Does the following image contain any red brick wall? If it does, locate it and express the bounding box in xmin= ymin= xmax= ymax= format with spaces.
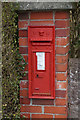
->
xmin=18 ymin=11 xmax=70 ymax=119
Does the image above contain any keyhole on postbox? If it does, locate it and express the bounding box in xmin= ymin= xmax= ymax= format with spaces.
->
xmin=37 ymin=74 xmax=39 ymax=78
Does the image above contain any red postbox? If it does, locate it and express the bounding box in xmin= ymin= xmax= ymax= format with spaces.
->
xmin=28 ymin=26 xmax=55 ymax=99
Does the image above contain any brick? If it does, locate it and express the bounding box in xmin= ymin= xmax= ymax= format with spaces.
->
xmin=24 ymin=64 xmax=28 ymax=71
xmin=21 ymin=106 xmax=42 ymax=113
xmin=30 ymin=11 xmax=53 ymax=19
xmin=56 ymin=37 xmax=69 ymax=46
xmin=56 ymin=82 xmax=66 ymax=89
xmin=56 ymin=63 xmax=67 ymax=72
xmin=55 ymin=28 xmax=70 ymax=37
xmin=22 ymin=55 xmax=28 ymax=63
xmin=32 ymin=99 xmax=54 ymax=105
xmin=44 ymin=106 xmax=67 ymax=114
xmin=19 ymin=38 xmax=28 ymax=46
xmin=18 ymin=21 xmax=28 ymax=29
xmin=19 ymin=47 xmax=28 ymax=54
xmin=56 ymin=45 xmax=69 ymax=54
xmin=20 ymin=80 xmax=28 ymax=88
xmin=20 ymin=97 xmax=30 ymax=104
xmin=55 ymin=115 xmax=67 ymax=119
xmin=56 ymin=54 xmax=68 ymax=63
xmin=18 ymin=13 xmax=29 ymax=20
xmin=55 ymin=98 xmax=66 ymax=106
xmin=32 ymin=114 xmax=53 ymax=118
xmin=55 ymin=20 xmax=69 ymax=28
xmin=56 ymin=72 xmax=67 ymax=81
xmin=55 ymin=90 xmax=66 ymax=97
xmin=20 ymin=89 xmax=28 ymax=97
xmin=20 ymin=113 xmax=30 ymax=119
xmin=30 ymin=21 xmax=54 ymax=25
xmin=55 ymin=11 xmax=69 ymax=19
xmin=19 ymin=30 xmax=28 ymax=37
xmin=22 ymin=73 xmax=28 ymax=80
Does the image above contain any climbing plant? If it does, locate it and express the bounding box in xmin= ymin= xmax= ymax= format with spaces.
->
xmin=70 ymin=2 xmax=80 ymax=58
xmin=2 ymin=2 xmax=26 ymax=119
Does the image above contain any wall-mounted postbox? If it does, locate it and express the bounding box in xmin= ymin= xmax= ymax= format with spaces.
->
xmin=28 ymin=26 xmax=55 ymax=99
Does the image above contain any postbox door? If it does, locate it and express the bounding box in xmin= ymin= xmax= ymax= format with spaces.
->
xmin=28 ymin=26 xmax=55 ymax=99
xmin=31 ymin=51 xmax=53 ymax=97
